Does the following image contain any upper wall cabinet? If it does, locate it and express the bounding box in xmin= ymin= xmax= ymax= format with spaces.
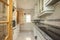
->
xmin=43 ymin=0 xmax=60 ymax=14
xmin=38 ymin=0 xmax=55 ymax=18
xmin=39 ymin=0 xmax=43 ymax=12
xmin=39 ymin=0 xmax=54 ymax=13
xmin=43 ymin=0 xmax=54 ymax=11
xmin=45 ymin=0 xmax=60 ymax=6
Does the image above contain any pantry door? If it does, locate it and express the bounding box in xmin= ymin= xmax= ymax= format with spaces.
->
xmin=0 ymin=0 xmax=13 ymax=40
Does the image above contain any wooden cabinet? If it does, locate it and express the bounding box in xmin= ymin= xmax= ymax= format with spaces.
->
xmin=0 ymin=0 xmax=13 ymax=40
xmin=19 ymin=9 xmax=24 ymax=25
xmin=17 ymin=11 xmax=19 ymax=24
xmin=0 ymin=0 xmax=9 ymax=6
xmin=0 ymin=1 xmax=8 ymax=40
xmin=0 ymin=23 xmax=7 ymax=40
xmin=0 ymin=2 xmax=8 ymax=21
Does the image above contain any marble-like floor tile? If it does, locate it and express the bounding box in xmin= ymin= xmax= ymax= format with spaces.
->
xmin=17 ymin=31 xmax=35 ymax=40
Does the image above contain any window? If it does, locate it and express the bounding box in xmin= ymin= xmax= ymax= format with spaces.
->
xmin=26 ymin=15 xmax=31 ymax=23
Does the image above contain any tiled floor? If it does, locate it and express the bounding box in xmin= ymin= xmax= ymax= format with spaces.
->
xmin=17 ymin=31 xmax=35 ymax=40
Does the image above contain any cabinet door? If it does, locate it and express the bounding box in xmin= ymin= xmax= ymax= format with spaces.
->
xmin=3 ymin=0 xmax=7 ymax=3
xmin=0 ymin=0 xmax=9 ymax=6
xmin=0 ymin=2 xmax=8 ymax=21
xmin=0 ymin=1 xmax=8 ymax=40
xmin=39 ymin=0 xmax=44 ymax=11
xmin=0 ymin=23 xmax=8 ymax=40
xmin=0 ymin=0 xmax=13 ymax=40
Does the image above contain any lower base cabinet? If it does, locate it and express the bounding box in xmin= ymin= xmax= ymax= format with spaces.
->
xmin=33 ymin=26 xmax=53 ymax=40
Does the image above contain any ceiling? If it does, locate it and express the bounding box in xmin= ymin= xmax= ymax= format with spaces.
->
xmin=17 ymin=0 xmax=37 ymax=9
